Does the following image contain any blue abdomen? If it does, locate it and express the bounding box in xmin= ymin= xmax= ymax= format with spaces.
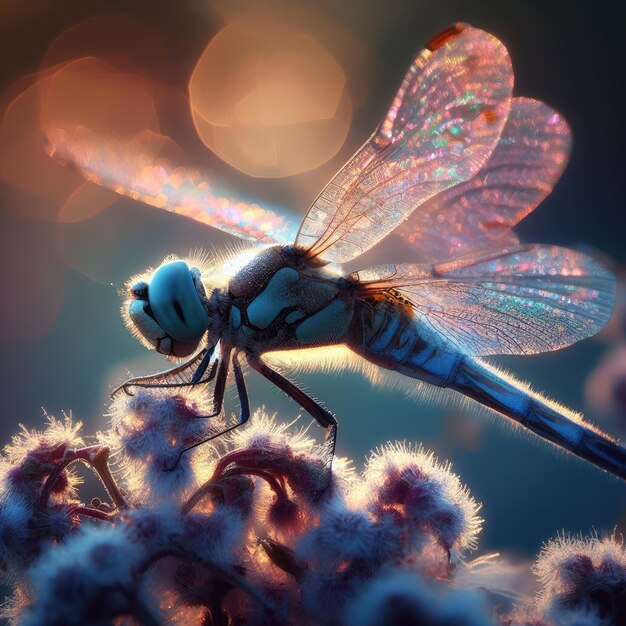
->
xmin=348 ymin=298 xmax=463 ymax=386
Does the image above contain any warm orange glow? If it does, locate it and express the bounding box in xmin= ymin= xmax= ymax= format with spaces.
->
xmin=0 ymin=69 xmax=86 ymax=221
xmin=189 ymin=18 xmax=352 ymax=178
xmin=0 ymin=56 xmax=160 ymax=223
xmin=58 ymin=181 xmax=119 ymax=223
xmin=39 ymin=57 xmax=160 ymax=140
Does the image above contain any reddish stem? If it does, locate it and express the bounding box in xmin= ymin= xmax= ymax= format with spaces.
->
xmin=210 ymin=448 xmax=276 ymax=482
xmin=38 ymin=445 xmax=127 ymax=511
xmin=183 ymin=465 xmax=288 ymax=515
xmin=72 ymin=504 xmax=116 ymax=523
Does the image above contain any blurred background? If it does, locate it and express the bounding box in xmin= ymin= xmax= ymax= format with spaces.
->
xmin=1 ymin=0 xmax=625 ymax=562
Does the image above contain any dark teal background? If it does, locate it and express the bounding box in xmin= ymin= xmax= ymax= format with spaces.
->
xmin=1 ymin=0 xmax=625 ymax=563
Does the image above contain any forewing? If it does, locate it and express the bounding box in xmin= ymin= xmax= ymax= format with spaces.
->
xmin=45 ymin=127 xmax=298 ymax=244
xmin=395 ymin=98 xmax=572 ymax=262
xmin=352 ymin=245 xmax=615 ymax=356
xmin=296 ymin=24 xmax=514 ymax=264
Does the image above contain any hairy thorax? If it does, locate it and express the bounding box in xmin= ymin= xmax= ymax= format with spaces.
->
xmin=223 ymin=246 xmax=355 ymax=353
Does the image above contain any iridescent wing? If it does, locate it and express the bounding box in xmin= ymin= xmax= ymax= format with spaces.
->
xmin=351 ymin=245 xmax=615 ymax=356
xmin=45 ymin=127 xmax=297 ymax=244
xmin=394 ymin=98 xmax=572 ymax=262
xmin=295 ymin=24 xmax=514 ymax=264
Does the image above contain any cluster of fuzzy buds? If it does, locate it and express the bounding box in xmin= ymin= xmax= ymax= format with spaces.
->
xmin=504 ymin=534 xmax=626 ymax=626
xmin=3 ymin=386 xmax=621 ymax=626
xmin=0 ymin=387 xmax=503 ymax=625
xmin=0 ymin=415 xmax=120 ymax=578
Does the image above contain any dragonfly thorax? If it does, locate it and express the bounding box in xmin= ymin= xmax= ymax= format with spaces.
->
xmin=223 ymin=245 xmax=354 ymax=352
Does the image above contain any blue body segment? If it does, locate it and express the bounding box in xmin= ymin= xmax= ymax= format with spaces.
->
xmin=247 ymin=268 xmax=300 ymax=329
xmin=295 ymin=299 xmax=352 ymax=343
xmin=247 ymin=268 xmax=338 ymax=330
xmin=348 ymin=294 xmax=626 ymax=481
xmin=451 ymin=358 xmax=626 ymax=480
xmin=349 ymin=297 xmax=463 ymax=385
xmin=230 ymin=305 xmax=242 ymax=330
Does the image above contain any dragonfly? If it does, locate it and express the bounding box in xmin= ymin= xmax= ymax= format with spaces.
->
xmin=46 ymin=23 xmax=625 ymax=487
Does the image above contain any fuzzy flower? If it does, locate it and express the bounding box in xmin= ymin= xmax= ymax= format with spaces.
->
xmin=0 ymin=496 xmax=32 ymax=580
xmin=299 ymin=565 xmax=365 ymax=623
xmin=0 ymin=584 xmax=31 ymax=626
xmin=502 ymin=609 xmax=602 ymax=626
xmin=294 ymin=504 xmax=397 ymax=621
xmin=3 ymin=392 xmax=593 ymax=626
xmin=20 ymin=525 xmax=158 ymax=626
xmin=181 ymin=506 xmax=246 ymax=567
xmin=297 ymin=500 xmax=399 ymax=570
xmin=0 ymin=416 xmax=90 ymax=581
xmin=120 ymin=505 xmax=185 ymax=552
xmin=361 ymin=442 xmax=482 ymax=554
xmin=103 ymin=388 xmax=218 ymax=503
xmin=0 ymin=414 xmax=83 ymax=503
xmin=532 ymin=533 xmax=626 ymax=624
xmin=344 ymin=569 xmax=493 ymax=626
xmin=225 ymin=410 xmax=353 ymax=505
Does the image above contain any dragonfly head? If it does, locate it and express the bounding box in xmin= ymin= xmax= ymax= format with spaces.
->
xmin=124 ymin=259 xmax=215 ymax=358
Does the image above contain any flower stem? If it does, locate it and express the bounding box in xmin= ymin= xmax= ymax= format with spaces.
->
xmin=183 ymin=466 xmax=287 ymax=515
xmin=72 ymin=504 xmax=116 ymax=523
xmin=38 ymin=445 xmax=127 ymax=511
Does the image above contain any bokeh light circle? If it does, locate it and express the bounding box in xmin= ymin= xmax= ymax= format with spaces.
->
xmin=189 ymin=18 xmax=352 ymax=178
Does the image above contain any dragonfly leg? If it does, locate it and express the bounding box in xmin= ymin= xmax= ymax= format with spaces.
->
xmin=163 ymin=351 xmax=250 ymax=472
xmin=187 ymin=347 xmax=232 ymax=419
xmin=247 ymin=355 xmax=337 ymax=494
xmin=111 ymin=347 xmax=216 ymax=398
xmin=191 ymin=347 xmax=217 ymax=384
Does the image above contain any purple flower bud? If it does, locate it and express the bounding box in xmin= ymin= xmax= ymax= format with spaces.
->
xmin=182 ymin=506 xmax=245 ymax=567
xmin=21 ymin=525 xmax=156 ymax=626
xmin=363 ymin=443 xmax=482 ymax=554
xmin=104 ymin=389 xmax=219 ymax=504
xmin=344 ymin=570 xmax=492 ymax=626
xmin=43 ymin=504 xmax=81 ymax=542
xmin=267 ymin=497 xmax=300 ymax=532
xmin=534 ymin=534 xmax=626 ymax=624
xmin=221 ymin=410 xmax=352 ymax=507
xmin=297 ymin=502 xmax=398 ymax=569
xmin=1 ymin=416 xmax=84 ymax=503
xmin=0 ymin=497 xmax=32 ymax=581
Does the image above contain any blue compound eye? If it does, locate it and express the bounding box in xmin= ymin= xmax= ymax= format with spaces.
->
xmin=148 ymin=260 xmax=208 ymax=342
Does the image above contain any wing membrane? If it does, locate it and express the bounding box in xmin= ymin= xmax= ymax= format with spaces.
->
xmin=352 ymin=245 xmax=615 ymax=356
xmin=45 ymin=127 xmax=297 ymax=244
xmin=395 ymin=98 xmax=572 ymax=262
xmin=296 ymin=24 xmax=514 ymax=264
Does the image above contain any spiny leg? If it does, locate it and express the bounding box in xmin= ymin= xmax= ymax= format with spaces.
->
xmin=191 ymin=346 xmax=217 ymax=384
xmin=247 ymin=355 xmax=337 ymax=494
xmin=168 ymin=346 xmax=231 ymax=420
xmin=111 ymin=346 xmax=217 ymax=398
xmin=164 ymin=351 xmax=250 ymax=472
xmin=117 ymin=360 xmax=220 ymax=396
xmin=201 ymin=347 xmax=232 ymax=418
